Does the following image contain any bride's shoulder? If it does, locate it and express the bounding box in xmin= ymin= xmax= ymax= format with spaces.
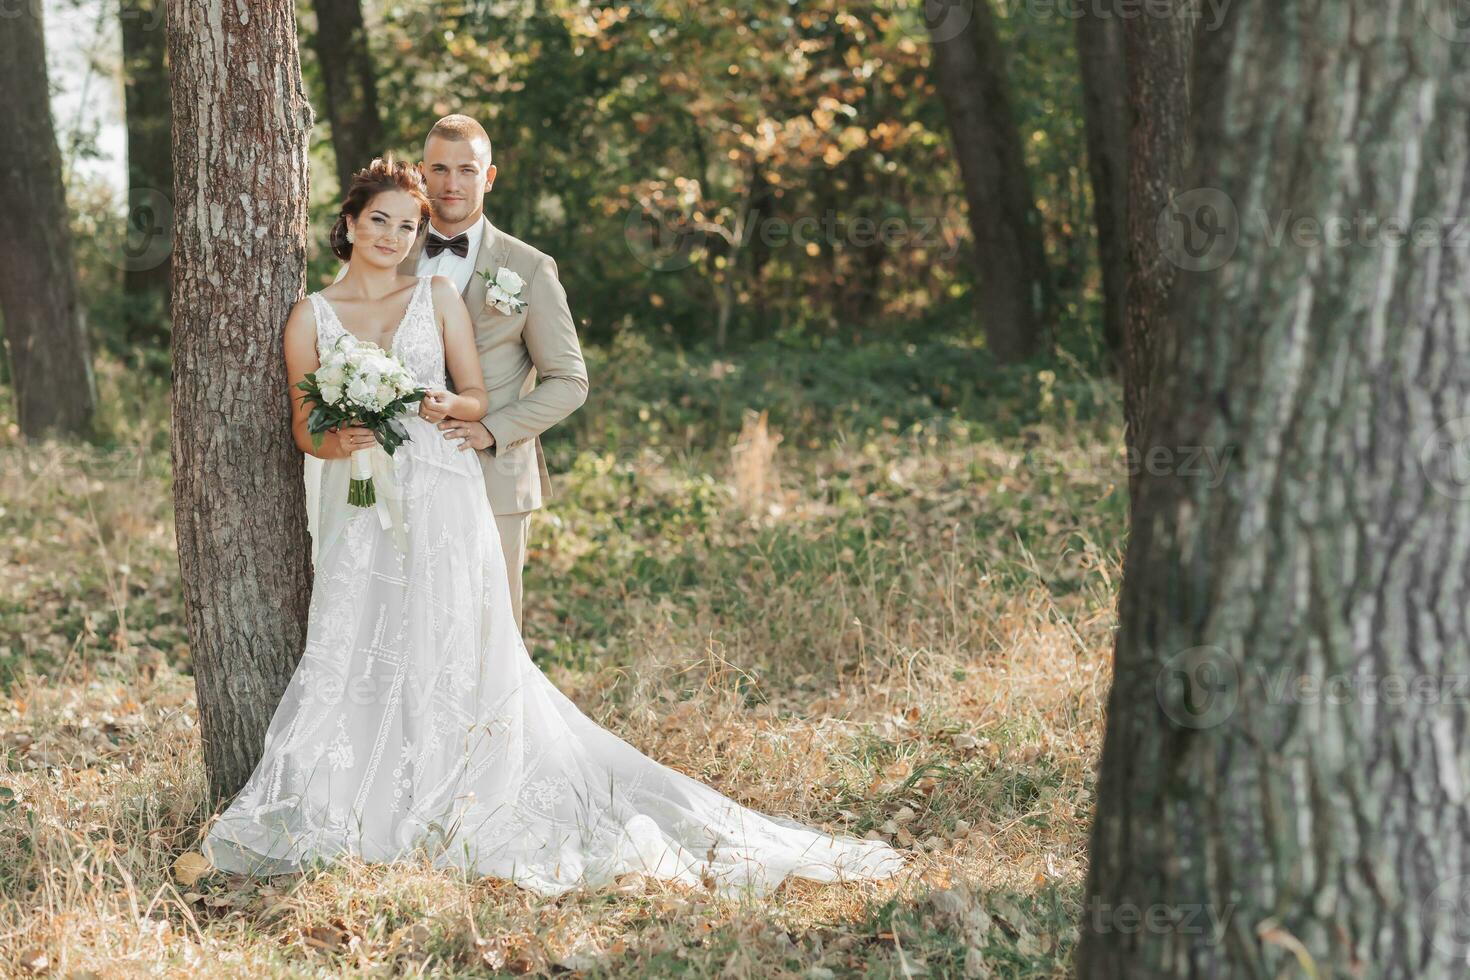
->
xmin=284 ymin=294 xmax=320 ymax=334
xmin=282 ymin=296 xmax=322 ymax=359
xmin=425 ymin=274 xmax=461 ymax=307
xmin=288 ymin=292 xmax=318 ymax=317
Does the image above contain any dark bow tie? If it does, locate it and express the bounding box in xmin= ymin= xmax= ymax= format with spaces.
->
xmin=425 ymin=231 xmax=469 ymax=258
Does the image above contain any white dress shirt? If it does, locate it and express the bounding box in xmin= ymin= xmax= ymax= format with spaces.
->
xmin=416 ymin=218 xmax=487 ymax=295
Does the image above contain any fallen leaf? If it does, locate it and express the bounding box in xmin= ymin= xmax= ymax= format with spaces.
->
xmin=17 ymin=948 xmax=48 ymax=975
xmin=172 ymin=852 xmax=212 ymax=886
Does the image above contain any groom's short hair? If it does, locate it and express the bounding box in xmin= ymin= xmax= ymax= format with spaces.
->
xmin=425 ymin=115 xmax=493 ymax=165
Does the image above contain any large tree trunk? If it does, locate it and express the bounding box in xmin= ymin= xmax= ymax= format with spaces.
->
xmin=0 ymin=4 xmax=98 ymax=438
xmin=310 ymin=0 xmax=384 ymax=193
xmin=927 ymin=0 xmax=1051 ymax=363
xmin=1119 ymin=0 xmax=1196 ymax=501
xmin=1074 ymin=0 xmax=1128 ymax=370
xmin=1078 ymin=2 xmax=1470 ymax=976
xmin=168 ymin=0 xmax=316 ymax=806
xmin=119 ymin=0 xmax=175 ymax=351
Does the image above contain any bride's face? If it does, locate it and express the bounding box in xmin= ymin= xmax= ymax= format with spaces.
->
xmin=346 ymin=190 xmax=422 ymax=268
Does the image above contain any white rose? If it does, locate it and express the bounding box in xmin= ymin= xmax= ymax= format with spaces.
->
xmin=494 ymin=267 xmax=524 ymax=293
xmin=375 ymin=382 xmax=395 ymax=406
xmin=317 ymin=362 xmax=344 ymax=386
xmin=371 ymin=353 xmax=397 ymax=375
xmin=320 ymin=382 xmax=343 ymax=405
xmin=346 ymin=376 xmax=374 ymax=406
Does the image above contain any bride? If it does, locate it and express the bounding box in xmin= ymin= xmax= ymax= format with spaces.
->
xmin=201 ymin=157 xmax=908 ymax=897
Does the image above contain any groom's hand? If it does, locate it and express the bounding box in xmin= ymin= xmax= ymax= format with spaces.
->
xmin=438 ymin=419 xmax=495 ymax=453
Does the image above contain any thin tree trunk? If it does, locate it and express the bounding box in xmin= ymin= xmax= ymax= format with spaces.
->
xmin=927 ymin=0 xmax=1051 ymax=363
xmin=119 ymin=0 xmax=174 ymax=349
xmin=0 ymin=4 xmax=98 ymax=438
xmin=1079 ymin=2 xmax=1470 ymax=976
xmin=168 ymin=0 xmax=316 ymax=806
xmin=1119 ymin=0 xmax=1196 ymax=501
xmin=310 ymin=0 xmax=384 ymax=193
xmin=1075 ymin=0 xmax=1128 ymax=370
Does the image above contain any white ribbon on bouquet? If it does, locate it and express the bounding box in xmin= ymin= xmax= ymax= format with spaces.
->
xmin=352 ymin=445 xmax=409 ymax=556
xmin=304 ymin=446 xmax=408 ymax=569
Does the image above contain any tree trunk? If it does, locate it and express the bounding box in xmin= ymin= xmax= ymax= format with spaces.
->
xmin=1078 ymin=2 xmax=1470 ymax=976
xmin=927 ymin=0 xmax=1051 ymax=363
xmin=168 ymin=0 xmax=316 ymax=806
xmin=119 ymin=0 xmax=175 ymax=351
xmin=310 ymin=0 xmax=384 ymax=193
xmin=1119 ymin=0 xmax=1196 ymax=501
xmin=0 ymin=4 xmax=98 ymax=438
xmin=1075 ymin=0 xmax=1128 ymax=370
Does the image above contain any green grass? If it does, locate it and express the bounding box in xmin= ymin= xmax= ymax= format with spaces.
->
xmin=0 ymin=330 xmax=1124 ymax=977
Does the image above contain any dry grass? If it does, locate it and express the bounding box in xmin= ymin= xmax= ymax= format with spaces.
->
xmin=0 ymin=355 xmax=1124 ymax=977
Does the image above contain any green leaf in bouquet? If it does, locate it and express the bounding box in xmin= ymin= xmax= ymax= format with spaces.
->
xmin=308 ymin=405 xmax=330 ymax=433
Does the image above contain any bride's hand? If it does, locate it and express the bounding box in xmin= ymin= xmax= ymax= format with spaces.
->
xmin=333 ymin=425 xmax=376 ymax=457
xmin=418 ymin=389 xmax=454 ymax=423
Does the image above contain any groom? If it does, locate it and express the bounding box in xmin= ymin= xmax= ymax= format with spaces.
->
xmin=341 ymin=114 xmax=588 ymax=633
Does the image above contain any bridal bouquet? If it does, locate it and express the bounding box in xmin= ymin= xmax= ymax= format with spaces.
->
xmin=295 ymin=335 xmax=427 ymax=507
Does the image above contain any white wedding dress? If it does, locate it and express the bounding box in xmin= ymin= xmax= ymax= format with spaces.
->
xmin=201 ymin=274 xmax=908 ymax=897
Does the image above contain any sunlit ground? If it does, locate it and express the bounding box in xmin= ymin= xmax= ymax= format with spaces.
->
xmin=0 ymin=337 xmax=1124 ymax=977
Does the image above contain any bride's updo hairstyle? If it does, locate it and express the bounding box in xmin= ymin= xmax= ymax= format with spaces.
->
xmin=329 ymin=154 xmax=431 ymax=261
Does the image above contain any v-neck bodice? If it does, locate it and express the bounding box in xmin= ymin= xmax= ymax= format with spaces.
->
xmin=309 ymin=276 xmax=445 ymax=388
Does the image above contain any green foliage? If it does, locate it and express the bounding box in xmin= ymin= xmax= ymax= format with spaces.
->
xmin=555 ymin=325 xmax=1119 ymax=464
xmin=54 ymin=0 xmax=1113 ymax=387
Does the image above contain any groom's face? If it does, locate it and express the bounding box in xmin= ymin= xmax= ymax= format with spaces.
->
xmin=420 ymin=135 xmax=496 ymax=227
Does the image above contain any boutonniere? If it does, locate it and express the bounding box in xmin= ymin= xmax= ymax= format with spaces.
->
xmin=479 ymin=266 xmax=528 ymax=314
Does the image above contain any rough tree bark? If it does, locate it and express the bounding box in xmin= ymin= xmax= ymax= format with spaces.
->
xmin=927 ymin=0 xmax=1051 ymax=363
xmin=310 ymin=0 xmax=384 ymax=193
xmin=1079 ymin=2 xmax=1470 ymax=976
xmin=1074 ymin=0 xmax=1128 ymax=370
xmin=0 ymin=3 xmax=98 ymax=438
xmin=168 ymin=0 xmax=316 ymax=806
xmin=1119 ymin=0 xmax=1196 ymax=502
xmin=119 ymin=0 xmax=175 ymax=349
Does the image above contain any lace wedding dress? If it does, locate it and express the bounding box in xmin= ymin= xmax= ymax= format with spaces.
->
xmin=202 ymin=275 xmax=908 ymax=897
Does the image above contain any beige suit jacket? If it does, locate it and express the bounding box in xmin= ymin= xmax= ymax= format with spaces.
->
xmin=339 ymin=216 xmax=587 ymax=514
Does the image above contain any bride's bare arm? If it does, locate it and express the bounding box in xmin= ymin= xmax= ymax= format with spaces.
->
xmin=429 ymin=276 xmax=489 ymax=421
xmin=283 ymin=300 xmax=367 ymax=460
